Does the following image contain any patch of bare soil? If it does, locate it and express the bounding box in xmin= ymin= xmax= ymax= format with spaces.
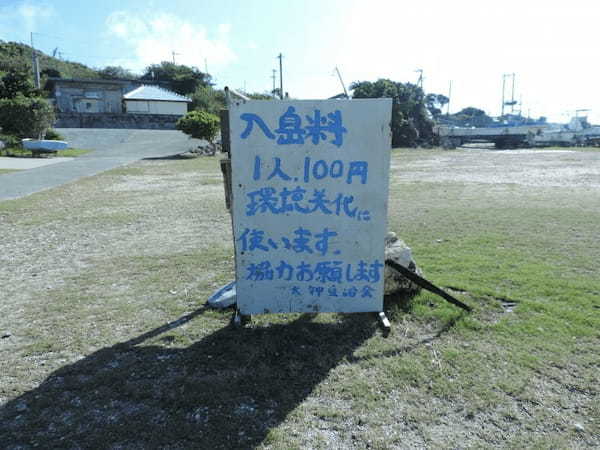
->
xmin=393 ymin=148 xmax=600 ymax=188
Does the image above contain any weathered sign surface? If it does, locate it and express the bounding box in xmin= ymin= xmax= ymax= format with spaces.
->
xmin=230 ymin=99 xmax=392 ymax=314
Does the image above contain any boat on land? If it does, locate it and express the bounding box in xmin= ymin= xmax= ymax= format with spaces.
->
xmin=435 ymin=117 xmax=600 ymax=149
xmin=22 ymin=139 xmax=68 ymax=152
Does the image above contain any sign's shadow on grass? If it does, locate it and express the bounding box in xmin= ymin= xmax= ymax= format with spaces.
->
xmin=1 ymin=305 xmax=452 ymax=448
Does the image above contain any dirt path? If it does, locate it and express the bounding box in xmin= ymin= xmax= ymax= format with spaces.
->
xmin=0 ymin=129 xmax=203 ymax=200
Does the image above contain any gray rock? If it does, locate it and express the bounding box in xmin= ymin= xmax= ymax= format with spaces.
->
xmin=384 ymin=232 xmax=422 ymax=296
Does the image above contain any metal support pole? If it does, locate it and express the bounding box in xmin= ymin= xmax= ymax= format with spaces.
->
xmin=501 ymin=75 xmax=506 ymax=117
xmin=511 ymin=73 xmax=516 ymax=114
xmin=335 ymin=66 xmax=348 ymax=98
xmin=447 ymin=80 xmax=452 ymax=115
xmin=385 ymin=259 xmax=472 ymax=312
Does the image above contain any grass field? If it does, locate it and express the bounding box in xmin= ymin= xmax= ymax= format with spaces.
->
xmin=0 ymin=169 xmax=20 ymax=175
xmin=0 ymin=148 xmax=598 ymax=448
xmin=0 ymin=147 xmax=91 ymax=158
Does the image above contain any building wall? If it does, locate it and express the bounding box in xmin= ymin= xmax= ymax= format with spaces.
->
xmin=54 ymin=82 xmax=126 ymax=113
xmin=124 ymin=100 xmax=187 ymax=115
xmin=54 ymin=112 xmax=181 ymax=130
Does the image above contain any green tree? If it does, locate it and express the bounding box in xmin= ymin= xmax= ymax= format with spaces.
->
xmin=176 ymin=110 xmax=220 ymax=143
xmin=425 ymin=93 xmax=449 ymax=118
xmin=351 ymin=79 xmax=434 ymax=147
xmin=98 ymin=65 xmax=137 ymax=80
xmin=40 ymin=68 xmax=61 ymax=79
xmin=190 ymin=86 xmax=226 ymax=115
xmin=450 ymin=107 xmax=493 ymax=128
xmin=141 ymin=62 xmax=210 ymax=96
xmin=248 ymin=92 xmax=273 ymax=100
xmin=0 ymin=94 xmax=55 ymax=138
xmin=1 ymin=41 xmax=100 ymax=81
xmin=0 ymin=41 xmax=28 ymax=73
xmin=0 ymin=67 xmax=35 ymax=99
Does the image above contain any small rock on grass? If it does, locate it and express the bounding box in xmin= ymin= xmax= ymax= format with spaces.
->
xmin=384 ymin=232 xmax=422 ymax=296
xmin=1 ymin=332 xmax=11 ymax=339
xmin=574 ymin=422 xmax=585 ymax=432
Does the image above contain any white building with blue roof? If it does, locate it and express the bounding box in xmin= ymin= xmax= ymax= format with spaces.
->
xmin=123 ymin=85 xmax=191 ymax=115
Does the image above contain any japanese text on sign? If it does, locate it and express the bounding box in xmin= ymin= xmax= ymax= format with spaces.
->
xmin=231 ymin=99 xmax=392 ymax=314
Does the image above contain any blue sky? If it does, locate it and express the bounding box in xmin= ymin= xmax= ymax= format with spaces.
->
xmin=1 ymin=0 xmax=600 ymax=123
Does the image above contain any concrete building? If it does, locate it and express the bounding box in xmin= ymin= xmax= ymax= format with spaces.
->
xmin=48 ymin=79 xmax=189 ymax=115
xmin=123 ymin=85 xmax=191 ymax=115
xmin=49 ymin=78 xmax=139 ymax=113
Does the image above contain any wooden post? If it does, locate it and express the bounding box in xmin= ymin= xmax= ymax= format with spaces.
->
xmin=219 ymin=108 xmax=232 ymax=211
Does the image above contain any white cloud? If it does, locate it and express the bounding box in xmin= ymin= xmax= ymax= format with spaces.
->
xmin=18 ymin=2 xmax=54 ymax=30
xmin=105 ymin=11 xmax=236 ymax=73
xmin=288 ymin=0 xmax=600 ymax=122
xmin=218 ymin=23 xmax=231 ymax=34
xmin=0 ymin=1 xmax=55 ymax=34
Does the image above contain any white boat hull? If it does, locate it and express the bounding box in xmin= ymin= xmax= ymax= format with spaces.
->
xmin=22 ymin=139 xmax=68 ymax=151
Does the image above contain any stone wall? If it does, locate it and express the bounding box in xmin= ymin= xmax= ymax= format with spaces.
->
xmin=55 ymin=112 xmax=180 ymax=130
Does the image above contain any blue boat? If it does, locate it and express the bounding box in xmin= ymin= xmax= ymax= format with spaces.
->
xmin=22 ymin=139 xmax=68 ymax=151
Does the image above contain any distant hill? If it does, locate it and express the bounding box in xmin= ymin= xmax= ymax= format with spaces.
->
xmin=0 ymin=40 xmax=101 ymax=86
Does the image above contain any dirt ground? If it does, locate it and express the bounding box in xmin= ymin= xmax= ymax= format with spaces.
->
xmin=395 ymin=148 xmax=600 ymax=188
xmin=0 ymin=148 xmax=598 ymax=448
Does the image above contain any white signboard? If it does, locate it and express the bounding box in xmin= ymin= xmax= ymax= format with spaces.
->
xmin=230 ymin=99 xmax=392 ymax=314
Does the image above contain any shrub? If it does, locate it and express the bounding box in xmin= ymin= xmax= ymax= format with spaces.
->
xmin=0 ymin=133 xmax=21 ymax=147
xmin=44 ymin=128 xmax=64 ymax=140
xmin=0 ymin=94 xmax=55 ymax=139
xmin=190 ymin=86 xmax=226 ymax=115
xmin=0 ymin=68 xmax=35 ymax=99
xmin=176 ymin=110 xmax=220 ymax=143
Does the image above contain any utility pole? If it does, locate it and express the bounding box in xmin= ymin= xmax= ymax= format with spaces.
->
xmin=30 ymin=32 xmax=40 ymax=89
xmin=447 ymin=80 xmax=452 ymax=115
xmin=334 ymin=66 xmax=348 ymax=98
xmin=171 ymin=51 xmax=180 ymax=64
xmin=277 ymin=53 xmax=283 ymax=100
xmin=271 ymin=69 xmax=277 ymax=98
